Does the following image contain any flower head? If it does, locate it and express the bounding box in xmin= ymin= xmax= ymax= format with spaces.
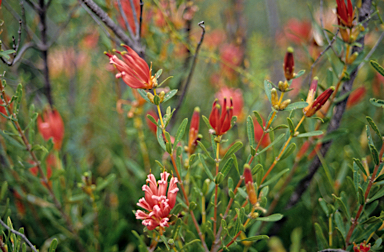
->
xmin=136 ymin=172 xmax=179 ymax=231
xmin=37 ymin=108 xmax=64 ymax=150
xmin=303 ymin=86 xmax=335 ymax=117
xmin=336 ymin=0 xmax=354 ymax=28
xmin=187 ymin=107 xmax=201 ymax=154
xmin=106 ymin=45 xmax=157 ymax=89
xmin=244 ymin=165 xmax=257 ymax=205
xmin=353 ymin=241 xmax=371 ymax=252
xmin=209 ymin=98 xmax=233 ymax=136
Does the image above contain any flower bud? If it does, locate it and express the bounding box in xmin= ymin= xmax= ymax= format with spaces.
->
xmin=283 ymin=47 xmax=295 ymax=80
xmin=202 ymin=178 xmax=210 ymax=195
xmin=147 ymin=92 xmax=154 ymax=103
xmin=347 ymin=52 xmax=359 ymax=64
xmin=278 ymin=81 xmax=284 ymax=91
xmin=304 ymin=86 xmax=335 ymax=117
xmin=271 ymin=88 xmax=279 ymax=106
xmin=279 ymin=99 xmax=291 ymax=110
xmin=159 ymin=91 xmax=165 ymax=103
xmin=244 ymin=165 xmax=257 ymax=205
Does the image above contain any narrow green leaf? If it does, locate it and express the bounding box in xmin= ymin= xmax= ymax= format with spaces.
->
xmin=314 ymin=223 xmax=328 ymax=250
xmin=332 ymin=194 xmax=350 ymax=219
xmin=270 ymin=124 xmax=288 ymax=131
xmin=253 ymin=111 xmax=263 ymax=128
xmin=147 ymin=114 xmax=160 ymax=127
xmin=156 ymin=125 xmax=166 ymax=151
xmin=232 ymin=154 xmax=239 ymax=175
xmin=162 ymin=89 xmax=178 ymax=103
xmin=155 ymin=69 xmax=163 ymax=78
xmin=247 ymin=116 xmax=255 ymax=148
xmin=284 ymin=101 xmax=308 ymax=111
xmin=358 ymin=186 xmax=365 ymax=205
xmin=297 ymin=130 xmax=323 ymax=138
xmin=199 ymin=154 xmax=214 ymax=181
xmin=173 ymin=118 xmax=188 ymax=149
xmin=252 ymin=164 xmax=263 ymax=175
xmin=353 ymin=159 xmax=367 ymax=177
xmin=318 ymin=198 xmax=329 ymax=217
xmin=368 ymin=186 xmax=384 ymax=203
xmin=221 ymin=158 xmax=234 ymax=179
xmin=370 ymin=98 xmax=384 ymax=108
xmin=279 ymin=143 xmax=296 ymax=161
xmin=287 ymin=118 xmax=295 ymax=136
xmin=326 ymin=69 xmax=334 ymax=86
xmin=197 ymin=141 xmax=214 ymax=161
xmin=256 ymin=214 xmax=283 ymax=222
xmin=157 ymin=76 xmax=173 ymax=87
xmin=366 ymin=116 xmax=382 ymax=139
xmin=48 ymin=238 xmax=58 ymax=252
xmin=222 ymin=141 xmax=243 ymax=161
xmin=202 ymin=115 xmax=211 ymax=129
xmin=369 ymin=144 xmax=380 ymax=165
xmin=260 ymin=168 xmax=289 ymax=188
xmin=257 ymin=133 xmax=285 ymax=155
xmin=160 ymin=235 xmax=170 ymax=250
xmin=0 ymin=131 xmax=25 ymax=150
xmin=370 ymin=60 xmax=384 ymax=77
xmin=137 ymin=89 xmax=151 ymax=103
xmin=264 ymin=80 xmax=273 ymax=102
xmin=239 ymin=235 xmax=269 ymax=242
xmin=353 ymin=222 xmax=382 ymax=243
xmin=293 ymin=70 xmax=305 ymax=79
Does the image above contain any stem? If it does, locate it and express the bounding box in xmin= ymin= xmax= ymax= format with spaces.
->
xmin=0 ymin=219 xmax=38 ymax=252
xmin=213 ymin=142 xmax=220 ymax=237
xmin=260 ymin=116 xmax=305 ymax=185
xmin=345 ymin=141 xmax=384 ymax=246
xmin=329 ymin=214 xmax=333 ymax=247
xmin=153 ymin=90 xmax=209 ymax=252
xmin=202 ymin=195 xmax=206 ymax=240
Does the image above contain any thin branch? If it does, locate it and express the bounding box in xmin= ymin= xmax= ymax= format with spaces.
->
xmin=117 ymin=0 xmax=136 ymax=39
xmin=79 ymin=0 xmax=139 ymax=52
xmin=320 ymin=0 xmax=338 ymax=56
xmin=24 ymin=0 xmax=41 ymax=12
xmin=129 ymin=0 xmax=140 ymax=38
xmin=139 ymin=0 xmax=143 ymax=38
xmin=0 ymin=218 xmax=38 ymax=252
xmin=45 ymin=0 xmax=53 ymax=10
xmin=358 ymin=30 xmax=384 ymax=70
xmin=0 ymin=20 xmax=22 ymax=66
xmin=172 ymin=21 xmax=205 ymax=121
xmin=80 ymin=1 xmax=121 ymax=46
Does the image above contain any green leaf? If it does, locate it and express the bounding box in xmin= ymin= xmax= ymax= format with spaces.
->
xmin=221 ymin=158 xmax=234 ymax=179
xmin=222 ymin=141 xmax=243 ymax=161
xmin=156 ymin=125 xmax=166 ymax=151
xmin=162 ymin=89 xmax=178 ymax=103
xmin=320 ymin=128 xmax=349 ymax=142
xmin=181 ymin=239 xmax=200 ymax=251
xmin=146 ymin=114 xmax=160 ymax=127
xmin=197 ymin=141 xmax=214 ymax=161
xmin=332 ymin=194 xmax=350 ymax=219
xmin=297 ymin=130 xmax=323 ymax=138
xmin=287 ymin=118 xmax=295 ymax=136
xmin=239 ymin=235 xmax=269 ymax=242
xmin=199 ymin=154 xmax=214 ymax=181
xmin=0 ymin=181 xmax=7 ymax=201
xmin=247 ymin=116 xmax=255 ymax=148
xmin=155 ymin=69 xmax=163 ymax=79
xmin=202 ymin=115 xmax=211 ymax=129
xmin=318 ymin=198 xmax=329 ymax=217
xmin=232 ymin=154 xmax=239 ymax=175
xmin=279 ymin=143 xmax=296 ymax=161
xmin=369 ymin=144 xmax=380 ymax=165
xmin=256 ymin=214 xmax=283 ymax=222
xmin=366 ymin=116 xmax=382 ymax=140
xmin=253 ymin=111 xmax=263 ymax=128
xmin=160 ymin=235 xmax=170 ymax=250
xmin=370 ymin=98 xmax=384 ymax=108
xmin=358 ymin=186 xmax=365 ymax=205
xmin=48 ymin=238 xmax=58 ymax=252
xmin=96 ymin=174 xmax=116 ymax=192
xmin=353 ymin=159 xmax=367 ymax=177
xmin=137 ymin=89 xmax=151 ymax=103
xmin=353 ymin=221 xmax=382 ymax=243
xmin=368 ymin=186 xmax=384 ymax=203
xmin=284 ymin=101 xmax=308 ymax=111
xmin=264 ymin=80 xmax=273 ymax=102
xmin=370 ymin=60 xmax=384 ymax=77
xmin=252 ymin=164 xmax=263 ymax=175
xmin=314 ymin=223 xmax=328 ymax=251
xmin=326 ymin=69 xmax=334 ymax=86
xmin=157 ymin=76 xmax=173 ymax=87
xmin=293 ymin=70 xmax=305 ymax=79
xmin=257 ymin=134 xmax=285 ymax=155
xmin=132 ymin=230 xmax=148 ymax=252
xmin=260 ymin=168 xmax=289 ymax=188
xmin=270 ymin=124 xmax=289 ymax=131
xmin=173 ymin=118 xmax=188 ymax=149
xmin=334 ymin=211 xmax=345 ymax=238
xmin=0 ymin=131 xmax=25 ymax=150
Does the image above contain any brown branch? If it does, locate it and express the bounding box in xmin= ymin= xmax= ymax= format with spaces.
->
xmin=0 ymin=219 xmax=38 ymax=252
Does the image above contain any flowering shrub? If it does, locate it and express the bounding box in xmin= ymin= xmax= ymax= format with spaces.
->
xmin=0 ymin=0 xmax=384 ymax=252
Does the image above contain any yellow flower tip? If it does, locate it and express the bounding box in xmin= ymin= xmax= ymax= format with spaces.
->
xmin=330 ymin=86 xmax=335 ymax=91
xmin=313 ymin=76 xmax=319 ymax=81
xmin=103 ymin=51 xmax=108 ymax=55
xmin=215 ymin=104 xmax=221 ymax=109
xmin=112 ymin=49 xmax=117 ymax=52
xmin=120 ymin=43 xmax=125 ymax=47
xmin=194 ymin=107 xmax=200 ymax=112
xmin=287 ymin=47 xmax=294 ymax=53
xmin=243 ymin=163 xmax=251 ymax=169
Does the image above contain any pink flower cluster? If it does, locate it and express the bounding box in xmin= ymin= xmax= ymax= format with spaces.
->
xmin=135 ymin=172 xmax=179 ymax=230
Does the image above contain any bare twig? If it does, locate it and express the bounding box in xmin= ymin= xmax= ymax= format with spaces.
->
xmin=117 ymin=0 xmax=136 ymax=39
xmin=357 ymin=30 xmax=384 ymax=70
xmin=139 ymin=0 xmax=143 ymax=38
xmin=129 ymin=0 xmax=140 ymax=38
xmin=0 ymin=218 xmax=38 ymax=252
xmin=172 ymin=21 xmax=205 ymax=121
xmin=24 ymin=0 xmax=41 ymax=12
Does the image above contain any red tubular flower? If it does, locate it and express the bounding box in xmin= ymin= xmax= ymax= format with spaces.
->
xmin=106 ymin=45 xmax=157 ymax=89
xmin=336 ymin=0 xmax=354 ymax=28
xmin=215 ymin=87 xmax=244 ymax=119
xmin=188 ymin=107 xmax=200 ymax=154
xmin=37 ymin=108 xmax=64 ymax=150
xmin=209 ymin=98 xmax=233 ymax=136
xmin=353 ymin=241 xmax=371 ymax=252
xmin=346 ymin=86 xmax=366 ymax=109
xmin=283 ymin=47 xmax=295 ymax=80
xmin=244 ymin=166 xmax=257 ymax=205
xmin=303 ymin=87 xmax=335 ymax=117
xmin=136 ymin=172 xmax=179 ymax=231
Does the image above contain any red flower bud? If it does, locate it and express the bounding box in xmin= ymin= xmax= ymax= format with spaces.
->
xmin=303 ymin=87 xmax=335 ymax=117
xmin=346 ymin=86 xmax=366 ymax=109
xmin=283 ymin=47 xmax=295 ymax=80
xmin=336 ymin=0 xmax=354 ymax=28
xmin=209 ymin=98 xmax=233 ymax=136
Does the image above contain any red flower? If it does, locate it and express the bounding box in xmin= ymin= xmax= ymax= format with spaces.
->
xmin=283 ymin=47 xmax=295 ymax=80
xmin=215 ymin=87 xmax=244 ymax=119
xmin=106 ymin=45 xmax=157 ymax=89
xmin=220 ymin=44 xmax=244 ymax=80
xmin=253 ymin=116 xmax=270 ymax=148
xmin=336 ymin=0 xmax=354 ymax=28
xmin=209 ymin=98 xmax=233 ymax=136
xmin=136 ymin=172 xmax=179 ymax=231
xmin=187 ymin=107 xmax=200 ymax=154
xmin=303 ymin=87 xmax=335 ymax=117
xmin=347 ymin=86 xmax=366 ymax=109
xmin=244 ymin=166 xmax=257 ymax=205
xmin=37 ymin=109 xmax=64 ymax=150
xmin=353 ymin=241 xmax=371 ymax=252
xmin=0 ymin=94 xmax=12 ymax=121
